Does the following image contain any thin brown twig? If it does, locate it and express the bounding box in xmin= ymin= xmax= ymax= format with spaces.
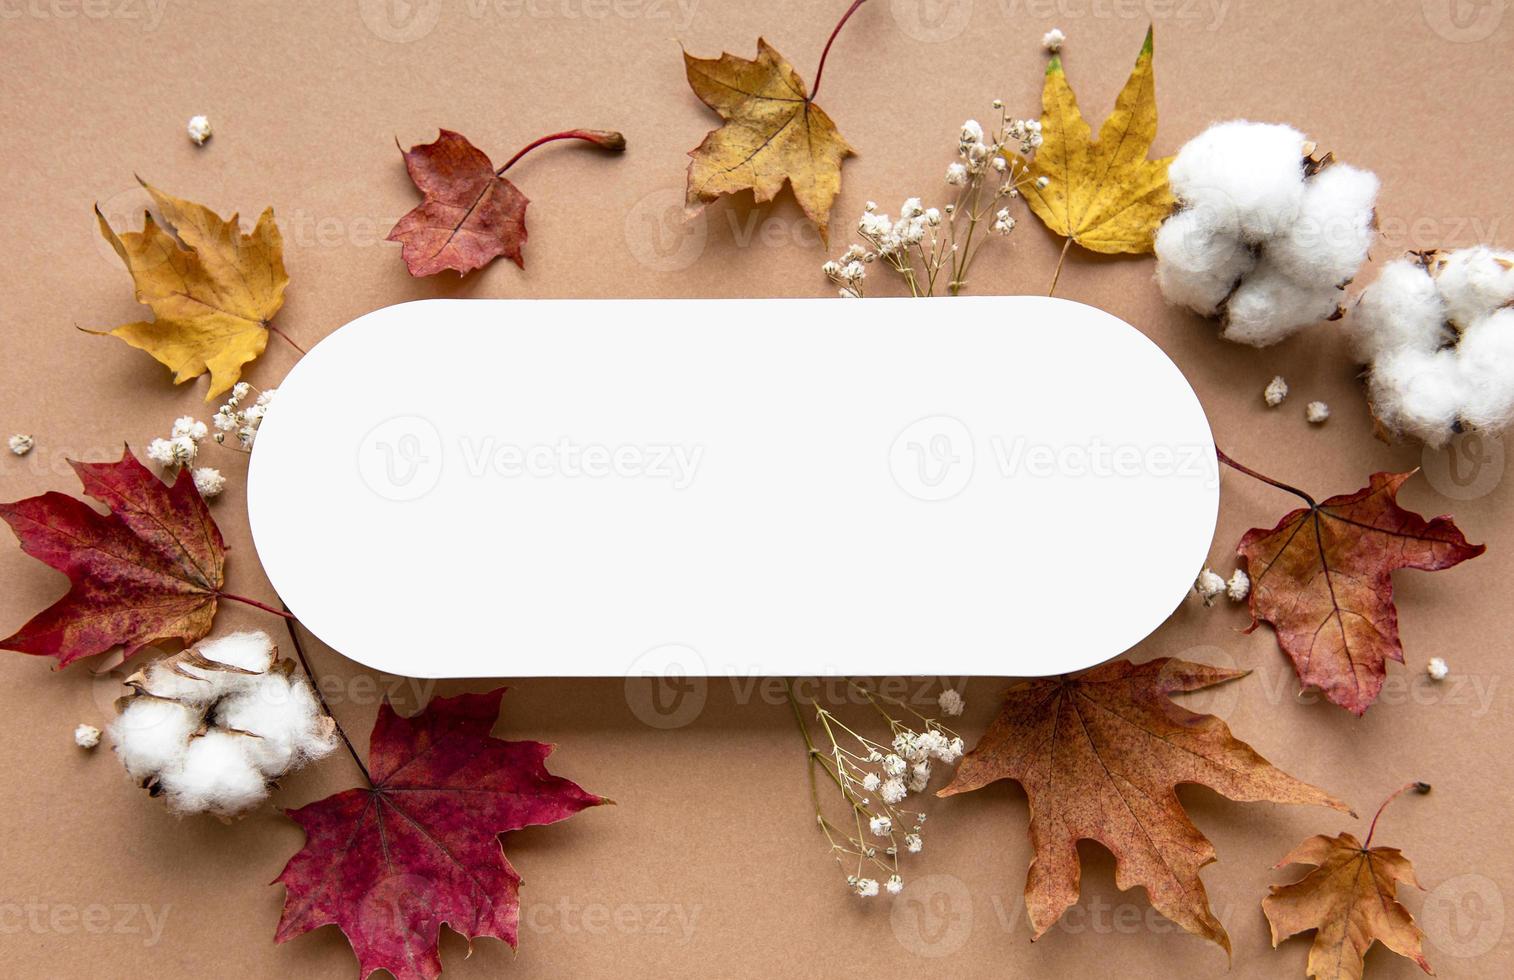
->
xmin=283 ymin=610 xmax=372 ymax=787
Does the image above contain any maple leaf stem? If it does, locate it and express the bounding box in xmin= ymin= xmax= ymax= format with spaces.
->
xmin=810 ymin=0 xmax=869 ymax=102
xmin=1365 ymin=781 xmax=1431 ymax=848
xmin=283 ymin=612 xmax=373 ymax=787
xmin=1047 ymin=236 xmax=1074 ymax=296
xmin=267 ymin=324 xmax=307 ymax=355
xmin=495 ymin=129 xmax=627 ymax=175
xmin=1215 ymin=446 xmax=1317 ymax=508
xmin=218 ymin=591 xmax=297 ymax=619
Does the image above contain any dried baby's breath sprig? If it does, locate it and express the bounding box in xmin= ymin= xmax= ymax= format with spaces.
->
xmin=822 ymin=102 xmax=1041 ymax=298
xmin=787 ymin=679 xmax=964 ymax=897
xmin=212 ymin=381 xmax=275 ymax=451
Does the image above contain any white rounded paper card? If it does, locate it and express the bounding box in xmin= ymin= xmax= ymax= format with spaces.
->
xmin=247 ymin=297 xmax=1218 ymax=678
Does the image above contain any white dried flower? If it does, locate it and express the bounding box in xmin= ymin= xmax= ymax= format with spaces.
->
xmin=959 ymin=119 xmax=984 ymax=147
xmin=8 ymin=433 xmax=33 ymax=456
xmin=869 ymin=814 xmax=893 ymax=837
xmin=945 ymin=163 xmax=968 ymax=186
xmin=1195 ymin=567 xmax=1226 ymax=605
xmin=1306 ymin=401 xmax=1331 ymax=424
xmin=908 ymin=761 xmax=931 ymax=793
xmin=1035 ymin=175 xmax=1049 ymax=189
xmin=854 ymin=877 xmax=880 ymax=898
xmin=861 ymin=771 xmax=881 ymax=792
xmin=1042 ymin=28 xmax=1065 ymax=52
xmin=880 ymin=778 xmax=907 ymax=805
xmin=1427 ymin=657 xmax=1449 ymax=681
xmin=186 ymin=114 xmax=212 ymax=145
xmin=885 ymin=875 xmax=904 ymax=895
xmin=882 ymin=753 xmax=906 ymax=777
xmin=1264 ymin=375 xmax=1289 ymax=407
xmin=74 ymin=723 xmax=101 ymax=749
xmin=905 ymin=833 xmax=923 ymax=853
xmin=193 ymin=467 xmax=226 ymax=499
xmin=1226 ymin=568 xmax=1250 ymax=602
xmin=146 ymin=438 xmax=176 ymax=467
xmin=937 ymin=689 xmax=964 ymax=717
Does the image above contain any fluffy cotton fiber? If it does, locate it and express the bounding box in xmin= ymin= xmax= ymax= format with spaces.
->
xmin=1155 ymin=120 xmax=1380 ymax=346
xmin=107 ymin=631 xmax=337 ymax=818
xmin=1348 ymin=247 xmax=1514 ymax=446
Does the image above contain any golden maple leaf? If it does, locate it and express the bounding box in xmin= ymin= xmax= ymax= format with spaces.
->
xmin=1262 ymin=784 xmax=1435 ymax=980
xmin=92 ymin=180 xmax=289 ymax=401
xmin=683 ymin=38 xmax=854 ymax=243
xmin=939 ymin=658 xmax=1349 ymax=953
xmin=1023 ymin=26 xmax=1174 ymax=258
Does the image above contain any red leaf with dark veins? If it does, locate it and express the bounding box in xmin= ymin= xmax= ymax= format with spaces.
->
xmin=0 ymin=447 xmax=225 ymax=667
xmin=1237 ymin=470 xmax=1484 ymax=715
xmin=387 ymin=130 xmax=530 ymax=278
xmin=274 ymin=689 xmax=608 ymax=980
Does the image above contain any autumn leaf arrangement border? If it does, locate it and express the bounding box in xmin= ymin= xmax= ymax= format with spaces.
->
xmin=0 ymin=2 xmax=1498 ymax=979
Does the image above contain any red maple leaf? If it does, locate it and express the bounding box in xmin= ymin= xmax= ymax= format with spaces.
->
xmin=0 ymin=448 xmax=226 ymax=667
xmin=274 ymin=689 xmax=608 ymax=980
xmin=388 ymin=128 xmax=624 ymax=277
xmin=1237 ymin=469 xmax=1484 ymax=714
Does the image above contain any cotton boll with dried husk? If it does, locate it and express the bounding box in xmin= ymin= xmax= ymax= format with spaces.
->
xmin=106 ymin=630 xmax=337 ymax=818
xmin=1156 ymin=121 xmax=1379 ymax=347
xmin=1352 ymin=248 xmax=1514 ymax=446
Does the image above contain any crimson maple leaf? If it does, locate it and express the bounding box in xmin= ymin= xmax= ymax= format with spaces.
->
xmin=1237 ymin=470 xmax=1484 ymax=714
xmin=0 ymin=448 xmax=226 ymax=667
xmin=274 ymin=689 xmax=608 ymax=980
xmin=388 ymin=128 xmax=624 ymax=277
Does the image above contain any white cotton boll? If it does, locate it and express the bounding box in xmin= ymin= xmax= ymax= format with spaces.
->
xmin=1347 ymin=258 xmax=1447 ymax=362
xmin=1154 ymin=208 xmax=1255 ymax=317
xmin=110 ymin=699 xmax=201 ymax=781
xmin=1269 ymin=164 xmax=1379 ymax=287
xmin=1168 ymin=121 xmax=1307 ymax=241
xmin=196 ymin=630 xmax=277 ymax=674
xmin=1435 ymin=246 xmax=1514 ymax=332
xmin=158 ymin=731 xmax=269 ymax=816
xmin=1454 ymin=309 xmax=1514 ymax=430
xmin=1221 ymin=258 xmax=1341 ymax=346
xmin=1367 ymin=348 xmax=1464 ymax=446
xmin=215 ymin=674 xmax=337 ymax=778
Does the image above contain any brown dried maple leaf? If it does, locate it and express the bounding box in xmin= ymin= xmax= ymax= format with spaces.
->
xmin=939 ymin=658 xmax=1349 ymax=953
xmin=389 ymin=128 xmax=625 ymax=277
xmin=0 ymin=448 xmax=226 ymax=668
xmin=682 ymin=1 xmax=868 ymax=243
xmin=1235 ymin=468 xmax=1484 ymax=715
xmin=275 ymin=688 xmax=608 ymax=980
xmin=1263 ymin=783 xmax=1434 ymax=980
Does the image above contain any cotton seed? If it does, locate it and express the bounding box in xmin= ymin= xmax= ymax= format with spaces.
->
xmin=1427 ymin=657 xmax=1449 ymax=681
xmin=186 ymin=114 xmax=212 ymax=146
xmin=1264 ymin=376 xmax=1289 ymax=407
xmin=1306 ymin=401 xmax=1331 ymax=424
xmin=8 ymin=434 xmax=33 ymax=456
xmin=74 ymin=724 xmax=101 ymax=749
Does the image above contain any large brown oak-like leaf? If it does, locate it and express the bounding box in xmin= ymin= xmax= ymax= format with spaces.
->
xmin=939 ymin=658 xmax=1348 ymax=953
xmin=1237 ymin=471 xmax=1484 ymax=715
xmin=1263 ymin=831 xmax=1433 ymax=979
xmin=683 ymin=39 xmax=854 ymax=243
xmin=0 ymin=448 xmax=225 ymax=668
xmin=275 ymin=689 xmax=608 ymax=980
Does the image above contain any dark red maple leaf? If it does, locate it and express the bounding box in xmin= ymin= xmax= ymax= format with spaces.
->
xmin=388 ymin=128 xmax=624 ymax=277
xmin=274 ymin=689 xmax=608 ymax=980
xmin=1237 ymin=469 xmax=1484 ymax=715
xmin=0 ymin=447 xmax=226 ymax=667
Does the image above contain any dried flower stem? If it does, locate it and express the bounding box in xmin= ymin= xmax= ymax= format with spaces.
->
xmin=810 ymin=0 xmax=869 ymax=101
xmin=495 ymin=129 xmax=627 ymax=175
xmin=1365 ymin=781 xmax=1430 ymax=848
xmin=1215 ymin=446 xmax=1318 ymax=508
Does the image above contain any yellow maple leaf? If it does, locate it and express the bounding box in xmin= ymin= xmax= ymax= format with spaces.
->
xmin=1023 ymin=26 xmax=1174 ymax=260
xmin=683 ymin=38 xmax=854 ymax=244
xmin=92 ymin=180 xmax=289 ymax=401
